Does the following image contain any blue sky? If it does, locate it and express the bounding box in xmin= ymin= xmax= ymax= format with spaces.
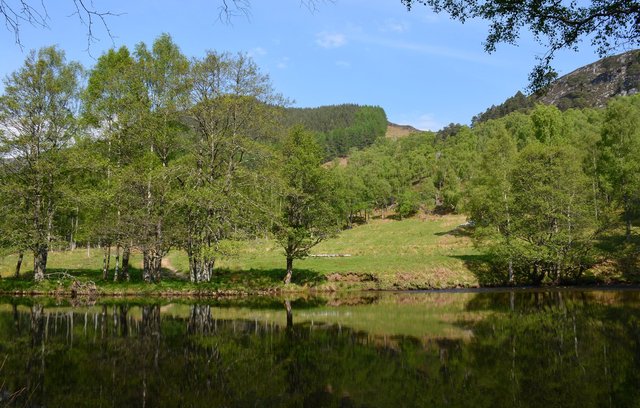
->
xmin=1 ymin=0 xmax=603 ymax=130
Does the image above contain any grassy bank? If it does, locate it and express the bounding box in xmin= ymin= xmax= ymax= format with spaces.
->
xmin=0 ymin=214 xmax=483 ymax=295
xmin=1 ymin=213 xmax=636 ymax=297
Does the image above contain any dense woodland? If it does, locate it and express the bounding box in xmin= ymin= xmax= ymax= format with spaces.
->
xmin=1 ymin=35 xmax=639 ymax=286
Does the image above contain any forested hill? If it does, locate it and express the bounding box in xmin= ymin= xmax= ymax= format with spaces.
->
xmin=473 ymin=49 xmax=640 ymax=123
xmin=281 ymin=104 xmax=387 ymax=160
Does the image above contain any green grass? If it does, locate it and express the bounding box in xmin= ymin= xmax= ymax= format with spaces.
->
xmin=0 ymin=214 xmax=482 ymax=293
xmin=165 ymin=214 xmax=481 ymax=290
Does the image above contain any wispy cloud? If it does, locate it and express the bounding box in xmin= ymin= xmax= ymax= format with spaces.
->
xmin=248 ymin=47 xmax=267 ymax=58
xmin=316 ymin=32 xmax=347 ymax=48
xmin=380 ymin=19 xmax=410 ymax=33
xmin=393 ymin=112 xmax=444 ymax=131
xmin=336 ymin=60 xmax=351 ymax=68
xmin=276 ymin=57 xmax=290 ymax=69
xmin=414 ymin=113 xmax=443 ymax=131
xmin=318 ymin=24 xmax=493 ymax=64
xmin=358 ymin=35 xmax=494 ymax=64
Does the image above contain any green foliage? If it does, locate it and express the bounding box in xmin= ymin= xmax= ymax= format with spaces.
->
xmin=598 ymin=96 xmax=640 ymax=240
xmin=0 ymin=46 xmax=82 ymax=280
xmin=509 ymin=143 xmax=596 ymax=282
xmin=472 ymin=91 xmax=534 ymax=124
xmin=274 ymin=127 xmax=343 ymax=283
xmin=396 ymin=190 xmax=421 ymax=218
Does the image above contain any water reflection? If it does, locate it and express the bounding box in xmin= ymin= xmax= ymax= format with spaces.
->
xmin=0 ymin=289 xmax=638 ymax=407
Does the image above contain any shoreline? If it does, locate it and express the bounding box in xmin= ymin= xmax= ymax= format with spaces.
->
xmin=1 ymin=281 xmax=639 ymax=300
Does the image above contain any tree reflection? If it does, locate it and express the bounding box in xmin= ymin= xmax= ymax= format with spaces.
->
xmin=0 ymin=292 xmax=636 ymax=407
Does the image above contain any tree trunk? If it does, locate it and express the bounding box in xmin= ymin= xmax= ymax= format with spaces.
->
xmin=102 ymin=246 xmax=111 ymax=280
xmin=15 ymin=251 xmax=24 ymax=278
xmin=508 ymin=258 xmax=514 ymax=284
xmin=143 ymin=250 xmax=152 ymax=283
xmin=154 ymin=253 xmax=162 ymax=282
xmin=284 ymin=257 xmax=293 ymax=284
xmin=143 ymin=250 xmax=163 ymax=283
xmin=70 ymin=211 xmax=78 ymax=251
xmin=122 ymin=245 xmax=130 ymax=281
xmin=188 ymin=249 xmax=215 ymax=283
xmin=624 ymin=193 xmax=632 ymax=241
xmin=113 ymin=244 xmax=121 ymax=282
xmin=33 ymin=244 xmax=48 ymax=282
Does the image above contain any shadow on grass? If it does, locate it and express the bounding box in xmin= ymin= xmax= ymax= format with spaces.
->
xmin=210 ymin=267 xmax=327 ymax=288
xmin=2 ymin=265 xmax=327 ymax=290
xmin=449 ymin=254 xmax=509 ymax=287
xmin=435 ymin=226 xmax=474 ymax=238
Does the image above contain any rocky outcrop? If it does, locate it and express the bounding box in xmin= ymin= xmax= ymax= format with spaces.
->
xmin=539 ymin=49 xmax=640 ymax=110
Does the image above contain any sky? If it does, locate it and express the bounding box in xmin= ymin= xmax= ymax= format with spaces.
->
xmin=0 ymin=0 xmax=605 ymax=131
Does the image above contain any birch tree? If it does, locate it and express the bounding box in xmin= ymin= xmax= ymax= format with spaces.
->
xmin=0 ymin=46 xmax=81 ymax=281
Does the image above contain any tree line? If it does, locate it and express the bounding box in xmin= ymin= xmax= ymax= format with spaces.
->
xmin=0 ymin=34 xmax=343 ymax=284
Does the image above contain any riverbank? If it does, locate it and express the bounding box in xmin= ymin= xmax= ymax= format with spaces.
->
xmin=0 ymin=214 xmax=637 ymax=297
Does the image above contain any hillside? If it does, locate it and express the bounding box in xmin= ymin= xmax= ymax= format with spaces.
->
xmin=540 ymin=49 xmax=640 ymax=109
xmin=281 ymin=104 xmax=387 ymax=160
xmin=474 ymin=49 xmax=640 ymax=123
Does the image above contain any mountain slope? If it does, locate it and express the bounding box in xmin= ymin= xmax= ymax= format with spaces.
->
xmin=540 ymin=49 xmax=640 ymax=109
xmin=474 ymin=49 xmax=640 ymax=123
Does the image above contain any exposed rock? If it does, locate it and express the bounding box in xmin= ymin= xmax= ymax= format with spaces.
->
xmin=539 ymin=49 xmax=640 ymax=109
xmin=474 ymin=49 xmax=640 ymax=123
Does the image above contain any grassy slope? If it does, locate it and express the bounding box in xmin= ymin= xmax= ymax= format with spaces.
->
xmin=166 ymin=213 xmax=480 ymax=290
xmin=0 ymin=214 xmax=481 ymax=294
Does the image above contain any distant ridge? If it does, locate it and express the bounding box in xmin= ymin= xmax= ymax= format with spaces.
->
xmin=386 ymin=122 xmax=421 ymax=139
xmin=473 ymin=49 xmax=640 ymax=123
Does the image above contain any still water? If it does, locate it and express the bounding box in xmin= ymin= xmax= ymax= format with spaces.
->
xmin=0 ymin=289 xmax=638 ymax=407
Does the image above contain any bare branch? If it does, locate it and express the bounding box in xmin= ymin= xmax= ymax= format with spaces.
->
xmin=1 ymin=0 xmax=121 ymax=52
xmin=70 ymin=0 xmax=122 ymax=54
xmin=216 ymin=0 xmax=333 ymax=23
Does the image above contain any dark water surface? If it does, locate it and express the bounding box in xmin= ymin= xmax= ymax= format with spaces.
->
xmin=0 ymin=289 xmax=639 ymax=407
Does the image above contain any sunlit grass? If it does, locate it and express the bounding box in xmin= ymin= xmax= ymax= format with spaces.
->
xmin=173 ymin=214 xmax=481 ymax=289
xmin=0 ymin=214 xmax=482 ymax=291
